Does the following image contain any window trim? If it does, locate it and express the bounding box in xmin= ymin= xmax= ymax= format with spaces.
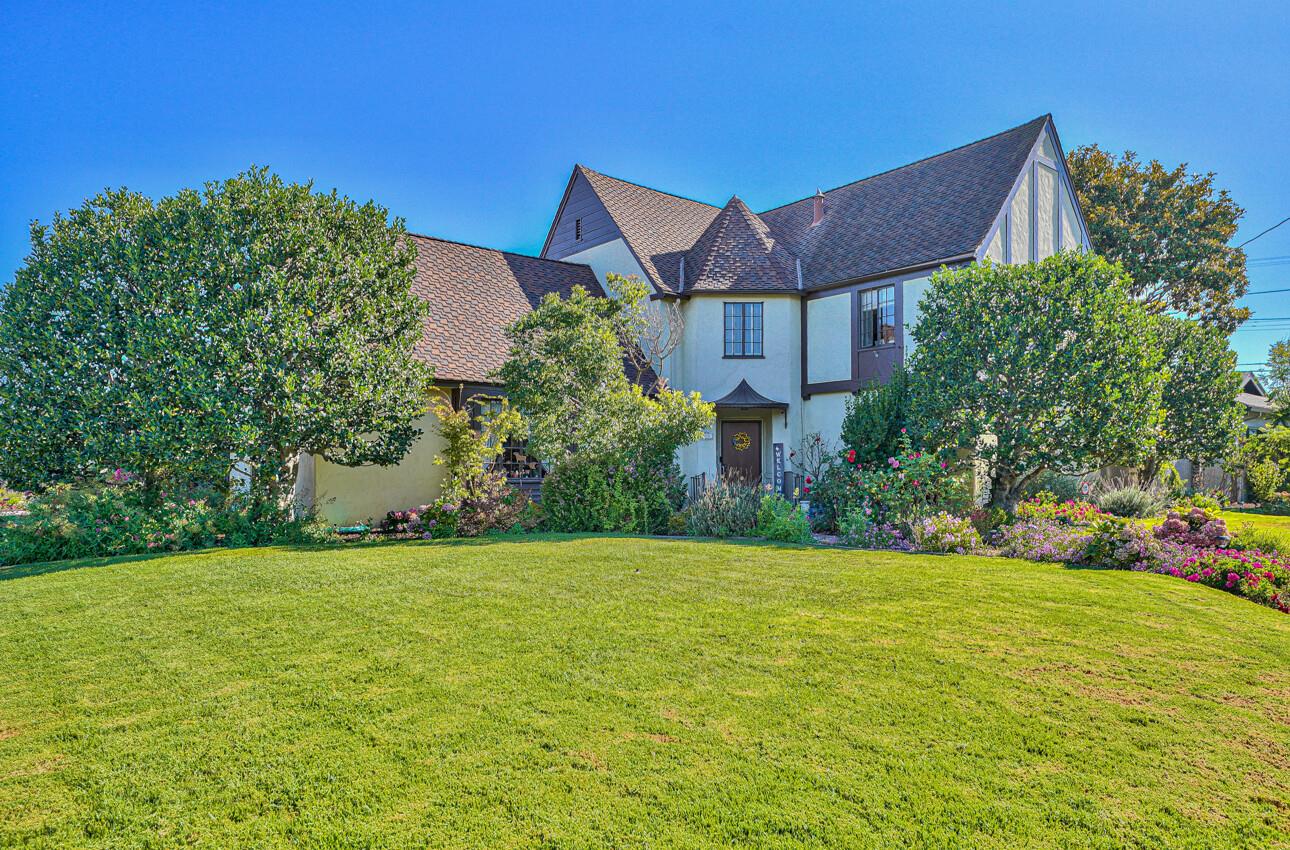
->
xmin=857 ymin=284 xmax=897 ymax=350
xmin=722 ymin=301 xmax=765 ymax=358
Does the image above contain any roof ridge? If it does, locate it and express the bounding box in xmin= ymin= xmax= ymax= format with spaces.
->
xmin=405 ymin=231 xmax=594 ymax=270
xmin=758 ymin=114 xmax=1051 ymax=215
xmin=576 ymin=164 xmax=722 ymax=210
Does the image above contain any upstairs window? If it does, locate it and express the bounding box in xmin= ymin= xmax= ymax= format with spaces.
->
xmin=575 ymin=218 xmax=583 ymax=241
xmin=724 ymin=302 xmax=763 ymax=357
xmin=859 ymin=285 xmax=895 ymax=348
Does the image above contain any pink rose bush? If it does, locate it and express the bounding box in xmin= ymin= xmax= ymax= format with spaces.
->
xmin=1015 ymin=496 xmax=1110 ymax=525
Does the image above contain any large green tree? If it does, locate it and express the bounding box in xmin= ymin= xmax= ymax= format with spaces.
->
xmin=0 ymin=169 xmax=433 ymax=500
xmin=1265 ymin=337 xmax=1290 ymax=426
xmin=1066 ymin=145 xmax=1248 ymax=330
xmin=497 ymin=282 xmax=712 ymax=469
xmin=1145 ymin=317 xmax=1244 ymax=480
xmin=908 ymin=252 xmax=1166 ymax=510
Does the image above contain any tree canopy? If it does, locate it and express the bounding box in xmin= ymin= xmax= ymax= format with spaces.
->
xmin=1066 ymin=145 xmax=1248 ymax=330
xmin=908 ymin=252 xmax=1166 ymax=509
xmin=0 ymin=169 xmax=433 ymax=498
xmin=1147 ymin=317 xmax=1244 ymax=479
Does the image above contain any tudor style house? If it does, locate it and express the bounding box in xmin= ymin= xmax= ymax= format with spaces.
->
xmin=305 ymin=114 xmax=1092 ymax=524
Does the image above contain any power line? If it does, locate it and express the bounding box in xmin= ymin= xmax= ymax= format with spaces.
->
xmin=1238 ymin=215 xmax=1290 ymax=248
xmin=1245 ymin=287 xmax=1290 ymax=296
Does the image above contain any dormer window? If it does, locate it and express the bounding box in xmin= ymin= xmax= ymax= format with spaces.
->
xmin=575 ymin=218 xmax=583 ymax=241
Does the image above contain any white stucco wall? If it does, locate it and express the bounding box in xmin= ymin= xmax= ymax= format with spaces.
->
xmin=801 ymin=392 xmax=849 ymax=445
xmin=806 ymin=292 xmax=851 ymax=383
xmin=673 ymin=294 xmax=801 ymax=482
xmin=558 ymin=237 xmax=649 ymax=293
xmin=900 ymin=276 xmax=931 ymax=357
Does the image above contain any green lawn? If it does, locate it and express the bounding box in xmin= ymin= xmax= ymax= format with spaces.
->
xmin=1221 ymin=508 xmax=1290 ymax=547
xmin=1 ymin=538 xmax=1286 ymax=849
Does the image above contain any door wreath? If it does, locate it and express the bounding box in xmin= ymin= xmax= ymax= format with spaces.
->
xmin=732 ymin=431 xmax=751 ymax=452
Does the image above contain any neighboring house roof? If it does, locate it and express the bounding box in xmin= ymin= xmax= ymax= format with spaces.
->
xmin=1239 ymin=392 xmax=1276 ymax=416
xmin=569 ymin=115 xmax=1051 ymax=293
xmin=1240 ymin=371 xmax=1269 ymax=397
xmin=408 ymin=234 xmax=600 ymax=384
xmin=574 ymin=166 xmax=720 ymax=294
xmin=682 ymin=196 xmax=799 ymax=293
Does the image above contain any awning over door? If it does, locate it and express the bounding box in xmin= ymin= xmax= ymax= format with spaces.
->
xmin=711 ymin=379 xmax=788 ymax=423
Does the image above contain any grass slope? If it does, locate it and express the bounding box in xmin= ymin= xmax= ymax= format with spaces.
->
xmin=0 ymin=537 xmax=1287 ymax=849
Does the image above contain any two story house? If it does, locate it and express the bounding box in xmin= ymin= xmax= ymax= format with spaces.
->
xmin=305 ymin=114 xmax=1091 ymax=524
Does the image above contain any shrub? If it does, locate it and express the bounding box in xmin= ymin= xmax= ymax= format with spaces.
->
xmin=1019 ymin=472 xmax=1085 ymax=503
xmin=1229 ymin=523 xmax=1289 ymax=557
xmin=1015 ymin=496 xmax=1109 ymax=526
xmin=817 ymin=433 xmax=964 ymax=534
xmin=838 ymin=507 xmax=912 ymax=551
xmin=839 ymin=366 xmax=912 ymax=466
xmin=1159 ymin=549 xmax=1290 ymax=613
xmin=684 ymin=479 xmax=761 ymax=538
xmin=1096 ymin=486 xmax=1166 ymax=518
xmin=543 ymin=455 xmax=681 ymax=534
xmin=754 ymin=494 xmax=813 ymax=544
xmin=997 ymin=519 xmax=1092 ymax=563
xmin=1174 ymin=492 xmax=1223 ymax=514
xmin=1249 ymin=460 xmax=1284 ymax=503
xmin=0 ymin=478 xmax=332 ymax=567
xmin=666 ymin=512 xmax=688 ymax=536
xmin=1154 ymin=508 xmax=1230 ymax=548
xmin=969 ymin=506 xmax=1009 ymax=538
xmin=909 ymin=513 xmax=983 ymax=554
xmin=1082 ymin=519 xmax=1167 ymax=571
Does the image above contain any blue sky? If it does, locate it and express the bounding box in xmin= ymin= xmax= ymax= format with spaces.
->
xmin=2 ymin=1 xmax=1287 ymax=368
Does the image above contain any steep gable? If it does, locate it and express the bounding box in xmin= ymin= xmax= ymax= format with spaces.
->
xmin=759 ymin=116 xmax=1050 ymax=288
xmin=543 ymin=165 xmax=720 ymax=294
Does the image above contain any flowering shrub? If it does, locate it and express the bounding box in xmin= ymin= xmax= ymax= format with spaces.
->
xmin=1082 ymin=519 xmax=1166 ymax=571
xmin=754 ymin=494 xmax=813 ymax=544
xmin=838 ymin=507 xmax=913 ymax=551
xmin=816 ymin=433 xmax=963 ymax=534
xmin=996 ymin=519 xmax=1092 ymax=563
xmin=544 ymin=455 xmax=681 ymax=534
xmin=1154 ymin=508 xmax=1230 ymax=548
xmin=909 ymin=512 xmax=983 ymax=554
xmin=1015 ymin=496 xmax=1109 ymax=526
xmin=1158 ymin=549 xmax=1290 ymax=613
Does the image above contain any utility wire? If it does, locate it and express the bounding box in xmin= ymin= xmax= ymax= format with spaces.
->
xmin=1238 ymin=215 xmax=1290 ymax=248
xmin=1244 ymin=287 xmax=1290 ymax=296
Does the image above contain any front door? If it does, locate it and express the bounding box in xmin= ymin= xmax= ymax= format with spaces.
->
xmin=720 ymin=421 xmax=762 ymax=484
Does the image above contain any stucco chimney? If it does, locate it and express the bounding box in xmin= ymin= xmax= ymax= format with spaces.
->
xmin=811 ymin=189 xmax=826 ymax=227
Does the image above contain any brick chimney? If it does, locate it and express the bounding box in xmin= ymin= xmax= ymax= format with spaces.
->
xmin=811 ymin=189 xmax=826 ymax=227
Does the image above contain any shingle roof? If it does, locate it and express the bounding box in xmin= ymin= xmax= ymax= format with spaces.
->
xmin=408 ymin=234 xmax=601 ymax=383
xmin=575 ymin=166 xmax=720 ymax=294
xmin=682 ymin=196 xmax=799 ymax=293
xmin=758 ymin=115 xmax=1050 ymax=288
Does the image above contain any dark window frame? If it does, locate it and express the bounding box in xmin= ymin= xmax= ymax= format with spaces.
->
xmin=574 ymin=217 xmax=583 ymax=241
xmin=858 ymin=285 xmax=896 ymax=349
xmin=723 ymin=301 xmax=764 ymax=358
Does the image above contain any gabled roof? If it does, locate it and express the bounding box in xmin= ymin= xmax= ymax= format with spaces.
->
xmin=574 ymin=166 xmax=720 ymax=294
xmin=682 ymin=196 xmax=799 ymax=293
xmin=408 ymin=234 xmax=600 ymax=383
xmin=758 ymin=115 xmax=1051 ymax=288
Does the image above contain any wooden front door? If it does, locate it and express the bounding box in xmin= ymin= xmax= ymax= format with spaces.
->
xmin=720 ymin=421 xmax=762 ymax=484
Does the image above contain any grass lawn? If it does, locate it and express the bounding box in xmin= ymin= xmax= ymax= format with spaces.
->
xmin=1221 ymin=509 xmax=1290 ymax=547
xmin=1 ymin=537 xmax=1287 ymax=849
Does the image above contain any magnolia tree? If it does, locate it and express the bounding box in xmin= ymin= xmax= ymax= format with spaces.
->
xmin=908 ymin=252 xmax=1166 ymax=510
xmin=0 ymin=169 xmax=433 ymax=500
xmin=1145 ymin=317 xmax=1244 ymax=481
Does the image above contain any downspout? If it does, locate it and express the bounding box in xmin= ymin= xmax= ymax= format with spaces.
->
xmin=678 ymin=256 xmax=685 ymax=294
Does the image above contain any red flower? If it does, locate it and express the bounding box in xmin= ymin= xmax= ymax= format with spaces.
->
xmin=803 ymin=486 xmax=811 ymax=495
xmin=805 ymin=475 xmax=813 ymax=484
xmin=846 ymin=449 xmax=856 ymax=463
